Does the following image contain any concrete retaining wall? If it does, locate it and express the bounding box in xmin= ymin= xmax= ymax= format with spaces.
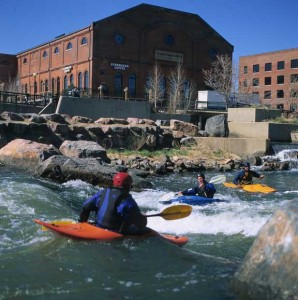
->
xmin=228 ymin=108 xmax=281 ymax=122
xmin=194 ymin=137 xmax=270 ymax=157
xmin=228 ymin=122 xmax=298 ymax=142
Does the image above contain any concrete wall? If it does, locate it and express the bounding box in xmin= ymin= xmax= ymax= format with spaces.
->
xmin=194 ymin=137 xmax=270 ymax=157
xmin=0 ymin=103 xmax=45 ymax=114
xmin=56 ymin=97 xmax=151 ymax=120
xmin=228 ymin=122 xmax=298 ymax=142
xmin=228 ymin=108 xmax=281 ymax=122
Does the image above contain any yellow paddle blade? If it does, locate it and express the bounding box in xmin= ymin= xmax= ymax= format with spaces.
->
xmin=40 ymin=219 xmax=76 ymax=231
xmin=146 ymin=204 xmax=192 ymax=220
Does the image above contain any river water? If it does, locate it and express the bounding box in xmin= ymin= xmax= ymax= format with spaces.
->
xmin=0 ymin=149 xmax=297 ymax=300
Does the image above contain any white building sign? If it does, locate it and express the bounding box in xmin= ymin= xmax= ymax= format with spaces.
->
xmin=110 ymin=63 xmax=129 ymax=70
xmin=155 ymin=50 xmax=184 ymax=63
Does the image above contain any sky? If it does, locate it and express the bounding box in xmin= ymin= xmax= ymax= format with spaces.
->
xmin=1 ymin=0 xmax=298 ymax=63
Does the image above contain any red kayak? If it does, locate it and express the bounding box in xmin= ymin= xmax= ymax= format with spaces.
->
xmin=34 ymin=219 xmax=188 ymax=246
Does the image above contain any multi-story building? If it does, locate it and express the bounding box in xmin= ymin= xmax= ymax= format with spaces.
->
xmin=239 ymin=48 xmax=298 ymax=111
xmin=13 ymin=3 xmax=233 ymax=104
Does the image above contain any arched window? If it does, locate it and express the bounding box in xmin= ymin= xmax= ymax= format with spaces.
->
xmin=64 ymin=75 xmax=68 ymax=90
xmin=84 ymin=71 xmax=89 ymax=90
xmin=128 ymin=74 xmax=136 ymax=97
xmin=40 ymin=81 xmax=43 ymax=93
xmin=183 ymin=80 xmax=190 ymax=99
xmin=42 ymin=51 xmax=48 ymax=58
xmin=66 ymin=42 xmax=73 ymax=50
xmin=161 ymin=77 xmax=166 ymax=97
xmin=81 ymin=37 xmax=88 ymax=45
xmin=57 ymin=77 xmax=60 ymax=93
xmin=70 ymin=74 xmax=74 ymax=86
xmin=54 ymin=47 xmax=60 ymax=54
xmin=45 ymin=79 xmax=48 ymax=92
xmin=25 ymin=84 xmax=28 ymax=94
xmin=78 ymin=72 xmax=82 ymax=90
xmin=114 ymin=72 xmax=122 ymax=97
xmin=23 ymin=58 xmax=27 ymax=64
xmin=52 ymin=78 xmax=55 ymax=94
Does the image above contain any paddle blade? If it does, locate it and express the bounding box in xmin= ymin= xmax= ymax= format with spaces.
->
xmin=147 ymin=204 xmax=192 ymax=220
xmin=209 ymin=175 xmax=226 ymax=185
xmin=160 ymin=192 xmax=177 ymax=202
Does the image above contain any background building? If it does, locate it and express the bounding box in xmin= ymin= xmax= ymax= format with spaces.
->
xmin=14 ymin=3 xmax=233 ymax=108
xmin=239 ymin=48 xmax=298 ymax=111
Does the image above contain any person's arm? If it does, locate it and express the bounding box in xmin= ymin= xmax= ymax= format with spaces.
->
xmin=78 ymin=191 xmax=101 ymax=222
xmin=204 ymin=183 xmax=216 ymax=198
xmin=118 ymin=196 xmax=147 ymax=229
xmin=233 ymin=171 xmax=242 ymax=185
xmin=252 ymin=171 xmax=264 ymax=179
xmin=180 ymin=187 xmax=198 ymax=196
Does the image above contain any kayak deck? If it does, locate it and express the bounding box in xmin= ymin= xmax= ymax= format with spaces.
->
xmin=160 ymin=195 xmax=222 ymax=205
xmin=34 ymin=219 xmax=188 ymax=246
xmin=223 ymin=182 xmax=276 ymax=193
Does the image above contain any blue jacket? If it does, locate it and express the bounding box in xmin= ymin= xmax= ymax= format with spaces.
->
xmin=79 ymin=187 xmax=147 ymax=234
xmin=181 ymin=181 xmax=216 ymax=198
xmin=233 ymin=170 xmax=262 ymax=185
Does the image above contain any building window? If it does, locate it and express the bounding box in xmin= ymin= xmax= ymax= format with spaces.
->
xmin=128 ymin=74 xmax=136 ymax=97
xmin=277 ymin=104 xmax=284 ymax=110
xmin=265 ymin=63 xmax=272 ymax=71
xmin=265 ymin=77 xmax=271 ymax=85
xmin=114 ymin=72 xmax=122 ymax=97
xmin=84 ymin=71 xmax=89 ymax=90
xmin=78 ymin=72 xmax=82 ymax=90
xmin=290 ymin=89 xmax=298 ymax=99
xmin=291 ymin=59 xmax=298 ymax=68
xmin=252 ymin=78 xmax=259 ymax=86
xmin=52 ymin=78 xmax=55 ymax=94
xmin=183 ymin=80 xmax=190 ymax=99
xmin=253 ymin=64 xmax=259 ymax=73
xmin=40 ymin=81 xmax=43 ymax=93
xmin=277 ymin=61 xmax=284 ymax=70
xmin=42 ymin=51 xmax=48 ymax=58
xmin=64 ymin=75 xmax=68 ymax=90
xmin=66 ymin=42 xmax=73 ymax=50
xmin=23 ymin=58 xmax=27 ymax=64
xmin=264 ymin=90 xmax=271 ymax=99
xmin=243 ymin=66 xmax=247 ymax=74
xmin=54 ymin=47 xmax=60 ymax=54
xmin=164 ymin=34 xmax=175 ymax=46
xmin=277 ymin=90 xmax=284 ymax=98
xmin=277 ymin=75 xmax=284 ymax=84
xmin=252 ymin=92 xmax=259 ymax=97
xmin=81 ymin=37 xmax=88 ymax=45
xmin=291 ymin=74 xmax=298 ymax=83
xmin=70 ymin=74 xmax=74 ymax=87
xmin=57 ymin=77 xmax=60 ymax=93
xmin=45 ymin=79 xmax=48 ymax=92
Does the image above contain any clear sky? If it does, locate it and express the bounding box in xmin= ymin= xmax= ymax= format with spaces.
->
xmin=1 ymin=0 xmax=297 ymax=63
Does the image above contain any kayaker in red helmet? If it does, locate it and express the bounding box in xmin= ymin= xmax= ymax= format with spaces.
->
xmin=79 ymin=172 xmax=147 ymax=235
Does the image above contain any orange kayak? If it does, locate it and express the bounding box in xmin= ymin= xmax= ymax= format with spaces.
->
xmin=34 ymin=219 xmax=188 ymax=246
xmin=223 ymin=182 xmax=276 ymax=194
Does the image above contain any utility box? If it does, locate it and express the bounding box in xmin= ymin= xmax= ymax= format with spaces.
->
xmin=196 ymin=90 xmax=226 ymax=110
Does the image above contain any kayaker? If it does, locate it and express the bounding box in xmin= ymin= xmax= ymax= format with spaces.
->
xmin=79 ymin=172 xmax=148 ymax=235
xmin=178 ymin=173 xmax=216 ymax=198
xmin=233 ymin=162 xmax=264 ymax=186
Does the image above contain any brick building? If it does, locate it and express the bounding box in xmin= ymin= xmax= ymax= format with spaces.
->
xmin=14 ymin=3 xmax=233 ymax=105
xmin=0 ymin=54 xmax=17 ymax=90
xmin=239 ymin=48 xmax=298 ymax=111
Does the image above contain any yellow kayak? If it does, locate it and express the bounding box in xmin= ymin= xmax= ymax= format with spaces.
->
xmin=223 ymin=182 xmax=276 ymax=194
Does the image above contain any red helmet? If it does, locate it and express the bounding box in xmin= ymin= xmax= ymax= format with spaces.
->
xmin=113 ymin=172 xmax=133 ymax=188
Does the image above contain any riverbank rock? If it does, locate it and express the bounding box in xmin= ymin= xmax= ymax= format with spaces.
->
xmin=0 ymin=139 xmax=60 ymax=171
xmin=233 ymin=200 xmax=298 ymax=300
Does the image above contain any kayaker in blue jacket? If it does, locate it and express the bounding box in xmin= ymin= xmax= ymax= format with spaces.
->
xmin=178 ymin=173 xmax=216 ymax=198
xmin=79 ymin=172 xmax=147 ymax=235
xmin=233 ymin=162 xmax=264 ymax=186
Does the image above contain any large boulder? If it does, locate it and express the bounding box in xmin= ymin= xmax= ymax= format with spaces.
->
xmin=0 ymin=139 xmax=60 ymax=171
xmin=233 ymin=200 xmax=298 ymax=300
xmin=59 ymin=140 xmax=110 ymax=163
xmin=205 ymin=114 xmax=229 ymax=137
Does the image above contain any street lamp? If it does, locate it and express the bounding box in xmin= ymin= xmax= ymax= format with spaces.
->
xmin=98 ymin=85 xmax=103 ymax=99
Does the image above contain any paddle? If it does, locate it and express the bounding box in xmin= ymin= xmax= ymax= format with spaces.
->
xmin=145 ymin=204 xmax=192 ymax=220
xmin=39 ymin=205 xmax=192 ymax=230
xmin=159 ymin=174 xmax=227 ymax=203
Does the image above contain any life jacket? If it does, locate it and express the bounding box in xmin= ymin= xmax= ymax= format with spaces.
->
xmin=240 ymin=171 xmax=253 ymax=184
xmin=95 ymin=187 xmax=127 ymax=231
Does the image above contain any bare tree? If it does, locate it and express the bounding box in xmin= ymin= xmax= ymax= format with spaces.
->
xmin=7 ymin=75 xmax=20 ymax=93
xmin=182 ymin=79 xmax=197 ymax=112
xmin=167 ymin=61 xmax=187 ymax=113
xmin=284 ymin=74 xmax=298 ymax=111
xmin=146 ymin=62 xmax=165 ymax=109
xmin=202 ymin=55 xmax=235 ymax=107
